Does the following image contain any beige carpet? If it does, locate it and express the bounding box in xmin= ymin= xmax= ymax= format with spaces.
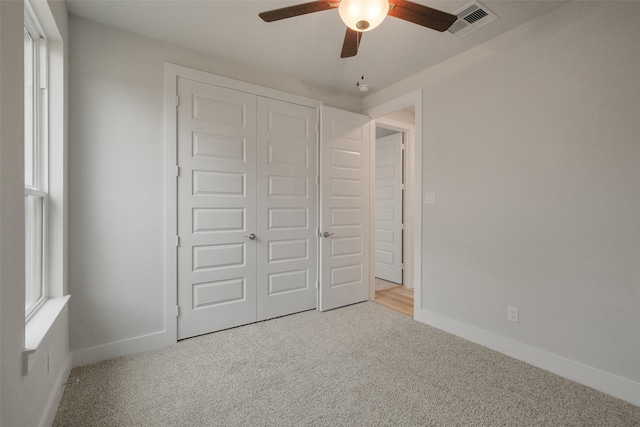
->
xmin=55 ymin=302 xmax=639 ymax=426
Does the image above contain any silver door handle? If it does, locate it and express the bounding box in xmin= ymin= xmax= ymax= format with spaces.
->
xmin=243 ymin=233 xmax=256 ymax=240
xmin=323 ymin=231 xmax=335 ymax=238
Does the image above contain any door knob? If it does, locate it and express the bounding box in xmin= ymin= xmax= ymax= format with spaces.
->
xmin=323 ymin=231 xmax=335 ymax=238
xmin=244 ymin=233 xmax=256 ymax=240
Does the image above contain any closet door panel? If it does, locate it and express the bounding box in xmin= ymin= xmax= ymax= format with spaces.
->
xmin=177 ymin=78 xmax=257 ymax=339
xmin=176 ymin=77 xmax=319 ymax=339
xmin=256 ymin=97 xmax=318 ymax=321
xmin=319 ymin=106 xmax=370 ymax=311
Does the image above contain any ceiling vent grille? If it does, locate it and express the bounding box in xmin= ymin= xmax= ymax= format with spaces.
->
xmin=448 ymin=1 xmax=498 ymax=39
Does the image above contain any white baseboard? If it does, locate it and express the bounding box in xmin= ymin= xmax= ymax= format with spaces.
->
xmin=415 ymin=308 xmax=640 ymax=407
xmin=72 ymin=330 xmax=174 ymax=368
xmin=39 ymin=353 xmax=72 ymax=427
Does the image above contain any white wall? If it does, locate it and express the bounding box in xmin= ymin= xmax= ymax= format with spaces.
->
xmin=68 ymin=16 xmax=362 ymax=363
xmin=1 ymin=1 xmax=72 ymax=426
xmin=364 ymin=1 xmax=640 ymax=403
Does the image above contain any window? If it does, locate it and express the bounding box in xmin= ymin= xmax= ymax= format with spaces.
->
xmin=24 ymin=10 xmax=48 ymax=319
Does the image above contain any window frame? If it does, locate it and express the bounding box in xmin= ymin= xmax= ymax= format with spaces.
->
xmin=24 ymin=5 xmax=49 ymax=320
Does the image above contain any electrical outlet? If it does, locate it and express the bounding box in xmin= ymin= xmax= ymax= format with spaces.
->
xmin=508 ymin=306 xmax=519 ymax=323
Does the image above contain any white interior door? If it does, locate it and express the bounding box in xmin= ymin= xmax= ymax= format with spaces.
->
xmin=375 ymin=133 xmax=403 ymax=284
xmin=177 ymin=78 xmax=258 ymax=339
xmin=319 ymin=106 xmax=370 ymax=311
xmin=256 ymin=97 xmax=318 ymax=320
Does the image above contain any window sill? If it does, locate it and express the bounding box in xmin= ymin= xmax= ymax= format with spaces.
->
xmin=23 ymin=295 xmax=70 ymax=376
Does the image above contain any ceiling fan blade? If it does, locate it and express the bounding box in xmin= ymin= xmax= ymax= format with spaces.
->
xmin=259 ymin=1 xmax=338 ymax=22
xmin=340 ymin=28 xmax=362 ymax=58
xmin=388 ymin=0 xmax=457 ymax=32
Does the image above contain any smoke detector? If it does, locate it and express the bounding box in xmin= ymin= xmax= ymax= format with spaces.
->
xmin=356 ymin=75 xmax=370 ymax=93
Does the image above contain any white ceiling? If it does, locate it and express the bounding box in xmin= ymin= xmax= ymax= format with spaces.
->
xmin=65 ymin=0 xmax=568 ymax=96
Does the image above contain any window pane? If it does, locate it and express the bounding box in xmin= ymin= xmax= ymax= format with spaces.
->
xmin=24 ymin=15 xmax=48 ymax=318
xmin=24 ymin=27 xmax=35 ymax=187
xmin=25 ymin=194 xmax=44 ymax=313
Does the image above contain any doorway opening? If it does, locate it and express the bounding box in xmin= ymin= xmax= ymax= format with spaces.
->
xmin=369 ymin=105 xmax=417 ymax=317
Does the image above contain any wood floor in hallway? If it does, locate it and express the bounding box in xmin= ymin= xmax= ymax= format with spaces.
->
xmin=374 ymin=285 xmax=413 ymax=317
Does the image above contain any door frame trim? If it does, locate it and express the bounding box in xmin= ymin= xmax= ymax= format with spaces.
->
xmin=164 ymin=63 xmax=323 ymax=343
xmin=364 ymin=89 xmax=423 ymax=315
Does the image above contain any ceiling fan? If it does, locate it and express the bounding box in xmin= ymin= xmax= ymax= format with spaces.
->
xmin=259 ymin=0 xmax=457 ymax=58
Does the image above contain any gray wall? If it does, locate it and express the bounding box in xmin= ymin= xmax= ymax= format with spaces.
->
xmin=365 ymin=1 xmax=640 ymax=384
xmin=68 ymin=16 xmax=362 ymax=356
xmin=0 ymin=2 xmax=24 ymax=423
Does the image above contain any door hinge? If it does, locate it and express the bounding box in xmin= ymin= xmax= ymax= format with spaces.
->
xmin=316 ymin=229 xmax=320 ymax=237
xmin=401 ymin=143 xmax=405 ymax=150
xmin=176 ymin=166 xmax=180 ymax=177
xmin=176 ymin=95 xmax=180 ymax=107
xmin=401 ymin=224 xmax=404 ymax=230
xmin=315 ymin=280 xmax=319 ymax=289
xmin=315 ymin=175 xmax=319 ymax=184
xmin=176 ymin=236 xmax=180 ymax=247
xmin=176 ymin=305 xmax=180 ymax=317
xmin=401 ymin=183 xmax=405 ymax=190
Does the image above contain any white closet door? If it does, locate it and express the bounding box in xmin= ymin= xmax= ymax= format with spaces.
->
xmin=177 ymin=78 xmax=258 ymax=339
xmin=375 ymin=133 xmax=403 ymax=284
xmin=256 ymin=97 xmax=318 ymax=320
xmin=319 ymin=106 xmax=370 ymax=311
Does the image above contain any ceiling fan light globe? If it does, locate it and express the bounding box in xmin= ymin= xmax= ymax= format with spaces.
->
xmin=339 ymin=0 xmax=389 ymax=32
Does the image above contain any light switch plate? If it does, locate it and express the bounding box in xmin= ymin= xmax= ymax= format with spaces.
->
xmin=425 ymin=192 xmax=436 ymax=204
